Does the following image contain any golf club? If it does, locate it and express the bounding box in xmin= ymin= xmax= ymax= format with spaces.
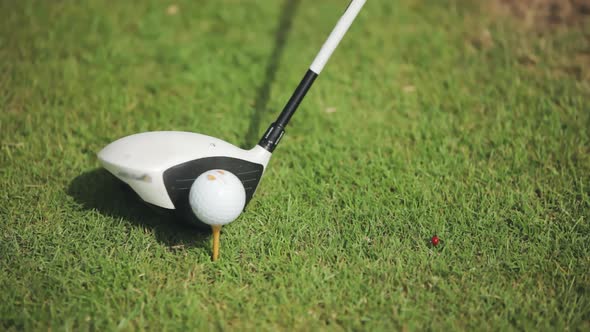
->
xmin=98 ymin=0 xmax=366 ymax=228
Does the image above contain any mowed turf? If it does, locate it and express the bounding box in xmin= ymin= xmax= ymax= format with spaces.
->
xmin=1 ymin=0 xmax=589 ymax=330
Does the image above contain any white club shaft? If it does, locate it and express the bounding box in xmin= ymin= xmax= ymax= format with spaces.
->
xmin=309 ymin=0 xmax=366 ymax=74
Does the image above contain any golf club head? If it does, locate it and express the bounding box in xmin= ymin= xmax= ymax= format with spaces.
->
xmin=98 ymin=131 xmax=272 ymax=227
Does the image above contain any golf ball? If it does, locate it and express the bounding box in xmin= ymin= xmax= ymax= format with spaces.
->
xmin=189 ymin=169 xmax=246 ymax=226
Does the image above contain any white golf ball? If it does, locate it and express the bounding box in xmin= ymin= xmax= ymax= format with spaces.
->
xmin=188 ymin=169 xmax=246 ymax=226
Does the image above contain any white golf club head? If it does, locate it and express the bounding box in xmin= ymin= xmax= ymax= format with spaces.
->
xmin=98 ymin=131 xmax=271 ymax=226
xmin=97 ymin=0 xmax=366 ymax=227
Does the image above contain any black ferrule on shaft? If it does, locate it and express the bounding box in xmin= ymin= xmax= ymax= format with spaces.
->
xmin=259 ymin=69 xmax=318 ymax=152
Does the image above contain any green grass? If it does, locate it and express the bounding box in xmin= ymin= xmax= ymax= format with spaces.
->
xmin=1 ymin=0 xmax=589 ymax=330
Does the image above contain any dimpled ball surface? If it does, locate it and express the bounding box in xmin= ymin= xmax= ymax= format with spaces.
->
xmin=188 ymin=169 xmax=246 ymax=226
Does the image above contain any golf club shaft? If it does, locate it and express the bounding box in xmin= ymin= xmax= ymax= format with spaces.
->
xmin=259 ymin=0 xmax=366 ymax=152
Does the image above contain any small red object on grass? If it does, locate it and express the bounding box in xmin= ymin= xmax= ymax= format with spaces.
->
xmin=431 ymin=235 xmax=440 ymax=247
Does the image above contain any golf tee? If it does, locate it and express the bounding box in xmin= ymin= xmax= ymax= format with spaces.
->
xmin=212 ymin=225 xmax=221 ymax=261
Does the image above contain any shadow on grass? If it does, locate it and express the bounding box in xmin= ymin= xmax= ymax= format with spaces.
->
xmin=68 ymin=169 xmax=210 ymax=249
xmin=242 ymin=0 xmax=301 ymax=148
